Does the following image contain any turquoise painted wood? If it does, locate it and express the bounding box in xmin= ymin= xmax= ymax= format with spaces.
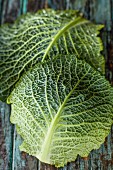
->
xmin=0 ymin=0 xmax=113 ymax=169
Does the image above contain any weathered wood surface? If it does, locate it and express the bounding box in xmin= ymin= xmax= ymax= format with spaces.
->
xmin=0 ymin=0 xmax=113 ymax=169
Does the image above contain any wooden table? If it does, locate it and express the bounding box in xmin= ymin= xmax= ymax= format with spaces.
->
xmin=0 ymin=0 xmax=113 ymax=169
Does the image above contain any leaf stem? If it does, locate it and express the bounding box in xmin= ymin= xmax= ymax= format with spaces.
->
xmin=42 ymin=17 xmax=89 ymax=62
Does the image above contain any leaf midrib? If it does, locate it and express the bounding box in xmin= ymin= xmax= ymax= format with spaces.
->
xmin=39 ymin=66 xmax=90 ymax=163
xmin=42 ymin=17 xmax=89 ymax=62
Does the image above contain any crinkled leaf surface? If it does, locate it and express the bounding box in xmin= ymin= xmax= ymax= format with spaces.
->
xmin=7 ymin=55 xmax=113 ymax=167
xmin=0 ymin=10 xmax=104 ymax=101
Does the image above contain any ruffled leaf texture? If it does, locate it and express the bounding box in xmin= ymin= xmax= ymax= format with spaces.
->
xmin=7 ymin=55 xmax=113 ymax=167
xmin=0 ymin=10 xmax=104 ymax=101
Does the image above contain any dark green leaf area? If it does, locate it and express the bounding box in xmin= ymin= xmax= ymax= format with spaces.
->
xmin=7 ymin=55 xmax=113 ymax=167
xmin=0 ymin=12 xmax=61 ymax=101
xmin=0 ymin=10 xmax=104 ymax=101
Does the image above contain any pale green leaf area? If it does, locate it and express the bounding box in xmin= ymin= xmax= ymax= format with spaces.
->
xmin=7 ymin=55 xmax=113 ymax=167
xmin=0 ymin=10 xmax=104 ymax=101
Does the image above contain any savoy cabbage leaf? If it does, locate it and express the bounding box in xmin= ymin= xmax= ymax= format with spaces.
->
xmin=7 ymin=54 xmax=113 ymax=167
xmin=1 ymin=10 xmax=113 ymax=168
xmin=0 ymin=10 xmax=104 ymax=101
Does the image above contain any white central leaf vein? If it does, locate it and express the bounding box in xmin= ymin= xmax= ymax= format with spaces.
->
xmin=39 ymin=66 xmax=90 ymax=161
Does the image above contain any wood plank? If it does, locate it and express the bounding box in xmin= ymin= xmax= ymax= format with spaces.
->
xmin=0 ymin=102 xmax=13 ymax=170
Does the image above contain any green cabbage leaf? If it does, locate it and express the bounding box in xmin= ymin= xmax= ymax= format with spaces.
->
xmin=7 ymin=55 xmax=113 ymax=167
xmin=1 ymin=10 xmax=113 ymax=167
xmin=0 ymin=10 xmax=104 ymax=101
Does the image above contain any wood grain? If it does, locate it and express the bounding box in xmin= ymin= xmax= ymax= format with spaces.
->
xmin=0 ymin=0 xmax=113 ymax=169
